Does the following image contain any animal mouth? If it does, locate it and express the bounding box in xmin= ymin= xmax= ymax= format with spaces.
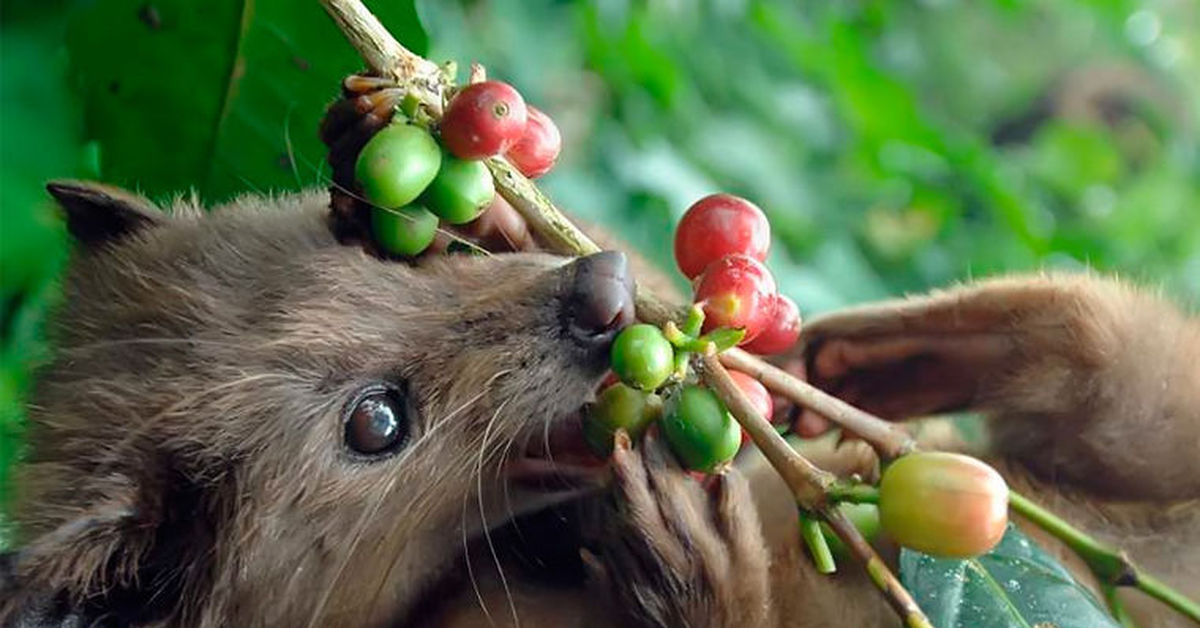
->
xmin=505 ymin=380 xmax=610 ymax=491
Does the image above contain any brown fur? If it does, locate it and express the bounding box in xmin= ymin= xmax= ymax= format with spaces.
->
xmin=787 ymin=273 xmax=1200 ymax=626
xmin=4 ymin=182 xmax=1198 ymax=627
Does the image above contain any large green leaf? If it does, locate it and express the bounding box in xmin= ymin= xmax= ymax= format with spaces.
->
xmin=65 ymin=0 xmax=427 ymax=203
xmin=900 ymin=524 xmax=1119 ymax=628
xmin=0 ymin=1 xmax=75 ymax=299
xmin=0 ymin=0 xmax=79 ymax=523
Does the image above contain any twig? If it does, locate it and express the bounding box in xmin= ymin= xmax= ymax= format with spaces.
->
xmin=831 ymin=483 xmax=1200 ymax=623
xmin=699 ymin=352 xmax=833 ymax=507
xmin=719 ymin=348 xmax=918 ymax=460
xmin=823 ymin=507 xmax=933 ymax=628
xmin=798 ymin=509 xmax=837 ymax=574
xmin=827 ymin=482 xmax=881 ymax=504
xmin=317 ymin=1 xmax=1200 ymax=624
xmin=320 ymin=0 xmax=445 ymax=114
xmin=702 ymin=352 xmax=932 ymax=628
xmin=1133 ymin=573 xmax=1200 ymax=625
xmin=486 ymin=157 xmax=602 ymax=257
xmin=1104 ymin=584 xmax=1140 ymax=628
xmin=468 ymin=63 xmax=487 ymax=84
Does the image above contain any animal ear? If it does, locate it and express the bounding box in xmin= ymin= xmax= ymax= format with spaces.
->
xmin=13 ymin=481 xmax=144 ymax=587
xmin=12 ymin=466 xmax=221 ymax=621
xmin=46 ymin=180 xmax=164 ymax=247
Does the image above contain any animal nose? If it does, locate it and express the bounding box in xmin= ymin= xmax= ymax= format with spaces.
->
xmin=563 ymin=251 xmax=636 ymax=344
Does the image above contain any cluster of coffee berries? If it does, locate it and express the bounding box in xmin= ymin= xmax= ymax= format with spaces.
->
xmin=584 ymin=321 xmax=747 ymax=473
xmin=576 ymin=191 xmax=1009 ymax=562
xmin=577 ymin=190 xmax=1008 ymax=557
xmin=584 ymin=193 xmax=802 ymax=473
xmin=676 ymin=194 xmax=802 ymax=355
xmin=355 ymin=80 xmax=562 ymax=257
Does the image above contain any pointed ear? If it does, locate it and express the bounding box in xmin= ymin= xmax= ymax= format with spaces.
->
xmin=46 ymin=180 xmax=164 ymax=247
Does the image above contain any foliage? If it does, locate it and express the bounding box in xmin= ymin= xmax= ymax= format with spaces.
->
xmin=65 ymin=0 xmax=425 ymax=201
xmin=0 ymin=0 xmax=426 ymax=513
xmin=0 ymin=0 xmax=1196 ymax=541
xmin=414 ymin=0 xmax=1200 ymax=309
xmin=900 ymin=524 xmax=1119 ymax=628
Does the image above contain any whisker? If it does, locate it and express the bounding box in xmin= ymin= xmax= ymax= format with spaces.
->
xmin=476 ymin=398 xmax=520 ymax=628
xmin=355 ymin=371 xmax=511 ymax=624
xmin=308 ymin=370 xmax=509 ymax=626
xmin=309 ymin=391 xmax=490 ymax=627
xmin=541 ymin=413 xmax=563 ymax=491
xmin=277 ymin=138 xmax=329 ymax=188
xmin=426 ymin=369 xmax=512 ymax=434
xmin=357 ymin=402 xmax=490 ymax=620
xmin=501 ymin=429 xmax=538 ymax=560
xmin=58 ymin=336 xmax=250 ymax=355
xmin=282 ymin=102 xmax=303 ymax=189
xmin=304 ymin=471 xmax=401 ymax=628
xmin=461 ymin=470 xmax=498 ymax=627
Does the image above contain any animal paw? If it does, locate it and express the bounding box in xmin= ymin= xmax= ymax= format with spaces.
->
xmin=796 ymin=273 xmax=1200 ymax=498
xmin=589 ymin=430 xmax=773 ymax=628
xmin=318 ymin=74 xmax=536 ymax=255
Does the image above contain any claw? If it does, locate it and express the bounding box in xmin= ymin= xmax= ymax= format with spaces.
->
xmin=342 ymin=74 xmax=398 ymax=96
xmin=596 ymin=425 xmax=773 ymax=627
xmin=613 ymin=428 xmax=633 ymax=453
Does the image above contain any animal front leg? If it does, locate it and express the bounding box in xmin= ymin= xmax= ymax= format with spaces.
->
xmin=590 ymin=431 xmax=773 ymax=628
xmin=798 ymin=273 xmax=1200 ymax=500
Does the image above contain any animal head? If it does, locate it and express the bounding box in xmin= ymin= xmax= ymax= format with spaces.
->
xmin=4 ymin=182 xmax=634 ymax=626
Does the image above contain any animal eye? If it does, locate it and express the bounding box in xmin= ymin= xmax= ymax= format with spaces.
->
xmin=345 ymin=387 xmax=409 ymax=456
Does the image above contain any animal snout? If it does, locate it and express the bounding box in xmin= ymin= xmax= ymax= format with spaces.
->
xmin=563 ymin=251 xmax=636 ymax=345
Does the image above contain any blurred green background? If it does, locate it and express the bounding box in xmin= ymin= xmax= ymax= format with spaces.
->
xmin=1 ymin=0 xmax=1198 ymax=516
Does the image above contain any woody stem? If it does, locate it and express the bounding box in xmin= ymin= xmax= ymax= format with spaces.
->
xmin=701 ymin=351 xmax=932 ymax=628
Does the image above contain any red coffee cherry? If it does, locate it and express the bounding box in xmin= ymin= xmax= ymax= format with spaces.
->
xmin=728 ymin=370 xmax=773 ymax=421
xmin=742 ymin=294 xmax=802 ymax=356
xmin=674 ymin=194 xmax=770 ymax=279
xmin=505 ymin=105 xmax=561 ymax=179
xmin=728 ymin=369 xmax=773 ymax=444
xmin=440 ymin=81 xmax=528 ymax=160
xmin=879 ymin=452 xmax=1009 ymax=558
xmin=693 ymin=254 xmax=776 ymax=342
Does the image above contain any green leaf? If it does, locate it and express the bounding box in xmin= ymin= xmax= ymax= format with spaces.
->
xmin=0 ymin=1 xmax=78 ymax=522
xmin=701 ymin=328 xmax=745 ymax=353
xmin=65 ymin=0 xmax=427 ymax=203
xmin=0 ymin=2 xmax=74 ymax=299
xmin=900 ymin=524 xmax=1119 ymax=628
